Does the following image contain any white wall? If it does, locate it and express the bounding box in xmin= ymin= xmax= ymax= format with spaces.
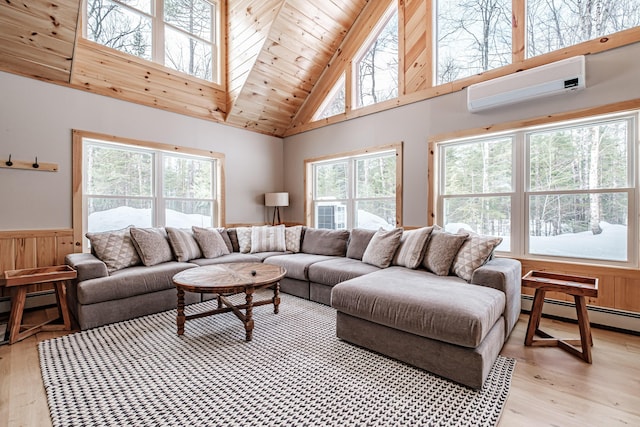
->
xmin=283 ymin=42 xmax=640 ymax=226
xmin=0 ymin=71 xmax=284 ymax=230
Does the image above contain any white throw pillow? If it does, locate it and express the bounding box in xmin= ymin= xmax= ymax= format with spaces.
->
xmin=251 ymin=225 xmax=286 ymax=253
xmin=285 ymin=226 xmax=303 ymax=253
xmin=236 ymin=227 xmax=252 ymax=253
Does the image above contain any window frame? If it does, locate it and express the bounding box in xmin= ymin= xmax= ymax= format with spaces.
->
xmin=72 ymin=130 xmax=225 ymax=251
xmin=352 ymin=1 xmax=399 ymax=110
xmin=83 ymin=0 xmax=221 ymax=83
xmin=304 ymin=143 xmax=403 ymax=230
xmin=432 ymin=110 xmax=638 ymax=267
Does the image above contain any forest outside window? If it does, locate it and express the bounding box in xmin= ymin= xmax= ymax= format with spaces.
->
xmin=438 ymin=112 xmax=638 ymax=266
xmin=308 ymin=147 xmax=401 ymax=230
xmin=85 ymin=0 xmax=219 ymax=82
xmin=77 ymin=135 xmax=222 ymax=249
xmin=354 ymin=3 xmax=399 ymax=108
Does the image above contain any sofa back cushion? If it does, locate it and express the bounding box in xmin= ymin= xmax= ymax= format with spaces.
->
xmin=130 ymin=227 xmax=174 ymax=266
xmin=301 ymin=228 xmax=350 ymax=256
xmin=346 ymin=229 xmax=376 ymax=260
xmin=226 ymin=228 xmax=240 ymax=252
xmin=166 ymin=227 xmax=202 ymax=262
xmin=85 ymin=226 xmax=141 ymax=273
xmin=362 ymin=228 xmax=403 ymax=268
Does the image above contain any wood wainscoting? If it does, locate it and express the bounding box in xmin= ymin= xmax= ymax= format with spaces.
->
xmin=0 ymin=229 xmax=76 ymax=298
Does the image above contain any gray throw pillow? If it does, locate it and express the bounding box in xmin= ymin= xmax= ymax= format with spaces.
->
xmin=451 ymin=229 xmax=503 ymax=281
xmin=301 ymin=228 xmax=350 ymax=256
xmin=166 ymin=227 xmax=202 ymax=262
xmin=346 ymin=229 xmax=377 ymax=260
xmin=85 ymin=226 xmax=141 ymax=273
xmin=392 ymin=226 xmax=434 ymax=269
xmin=130 ymin=227 xmax=174 ymax=266
xmin=192 ymin=226 xmax=231 ymax=259
xmin=422 ymin=229 xmax=469 ymax=276
xmin=362 ymin=228 xmax=403 ymax=268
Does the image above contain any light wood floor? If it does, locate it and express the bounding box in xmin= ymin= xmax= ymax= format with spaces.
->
xmin=1 ymin=308 xmax=639 ymax=426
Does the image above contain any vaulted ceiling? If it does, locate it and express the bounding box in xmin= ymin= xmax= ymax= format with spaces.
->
xmin=0 ymin=0 xmax=370 ymax=136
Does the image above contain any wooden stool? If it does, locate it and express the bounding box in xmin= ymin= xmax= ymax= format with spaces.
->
xmin=1 ymin=265 xmax=76 ymax=344
xmin=522 ymin=270 xmax=598 ymax=363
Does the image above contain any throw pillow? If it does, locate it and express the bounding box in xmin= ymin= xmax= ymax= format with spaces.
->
xmin=226 ymin=228 xmax=240 ymax=252
xmin=217 ymin=228 xmax=234 ymax=253
xmin=362 ymin=228 xmax=403 ymax=268
xmin=422 ymin=229 xmax=468 ymax=276
xmin=251 ymin=225 xmax=286 ymax=253
xmin=166 ymin=227 xmax=202 ymax=262
xmin=285 ymin=226 xmax=303 ymax=253
xmin=451 ymin=230 xmax=503 ymax=282
xmin=85 ymin=226 xmax=141 ymax=273
xmin=192 ymin=226 xmax=231 ymax=259
xmin=130 ymin=227 xmax=174 ymax=266
xmin=300 ymin=228 xmax=350 ymax=256
xmin=392 ymin=226 xmax=434 ymax=269
xmin=346 ymin=229 xmax=377 ymax=260
xmin=235 ymin=227 xmax=252 ymax=253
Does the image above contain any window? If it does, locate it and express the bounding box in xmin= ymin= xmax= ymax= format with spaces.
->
xmin=435 ymin=0 xmax=512 ymax=85
xmin=73 ymin=131 xmax=224 ymax=249
xmin=527 ymin=0 xmax=640 ymax=58
xmin=306 ymin=144 xmax=402 ymax=230
xmin=437 ymin=112 xmax=637 ymax=266
xmin=313 ymin=74 xmax=346 ymax=121
xmin=85 ymin=0 xmax=219 ymax=82
xmin=354 ymin=3 xmax=399 ymax=108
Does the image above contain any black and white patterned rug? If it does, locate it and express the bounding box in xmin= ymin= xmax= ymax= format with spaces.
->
xmin=39 ymin=293 xmax=515 ymax=426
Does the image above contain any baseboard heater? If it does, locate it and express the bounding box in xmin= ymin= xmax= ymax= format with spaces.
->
xmin=521 ymin=295 xmax=640 ymax=335
xmin=0 ymin=290 xmax=58 ymax=314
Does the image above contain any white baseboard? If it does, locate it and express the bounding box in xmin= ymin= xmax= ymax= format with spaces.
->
xmin=0 ymin=291 xmax=58 ymax=314
xmin=521 ymin=295 xmax=640 ymax=334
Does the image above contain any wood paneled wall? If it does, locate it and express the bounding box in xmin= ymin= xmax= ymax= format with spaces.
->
xmin=519 ymin=259 xmax=640 ymax=314
xmin=0 ymin=229 xmax=75 ymax=297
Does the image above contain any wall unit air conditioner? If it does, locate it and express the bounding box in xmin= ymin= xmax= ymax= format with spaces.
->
xmin=467 ymin=55 xmax=585 ymax=112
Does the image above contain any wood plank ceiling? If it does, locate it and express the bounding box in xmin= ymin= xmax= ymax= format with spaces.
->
xmin=0 ymin=0 xmax=370 ymax=137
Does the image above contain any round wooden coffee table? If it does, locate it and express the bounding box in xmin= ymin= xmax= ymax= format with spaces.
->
xmin=172 ymin=262 xmax=286 ymax=341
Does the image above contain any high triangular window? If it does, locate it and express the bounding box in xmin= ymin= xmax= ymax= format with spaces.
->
xmin=313 ymin=74 xmax=346 ymax=121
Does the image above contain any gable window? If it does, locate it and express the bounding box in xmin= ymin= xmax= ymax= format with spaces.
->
xmin=73 ymin=131 xmax=224 ymax=249
xmin=436 ymin=112 xmax=637 ymax=266
xmin=435 ymin=0 xmax=512 ymax=85
xmin=354 ymin=3 xmax=399 ymax=108
xmin=527 ymin=0 xmax=640 ymax=58
xmin=306 ymin=144 xmax=402 ymax=230
xmin=85 ymin=0 xmax=219 ymax=82
xmin=313 ymin=74 xmax=346 ymax=121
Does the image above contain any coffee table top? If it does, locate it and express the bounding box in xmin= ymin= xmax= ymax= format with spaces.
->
xmin=173 ymin=262 xmax=286 ymax=294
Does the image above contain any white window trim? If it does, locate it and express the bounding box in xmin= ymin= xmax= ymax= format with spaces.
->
xmin=83 ymin=0 xmax=220 ymax=83
xmin=305 ymin=143 xmax=403 ymax=230
xmin=435 ymin=112 xmax=639 ymax=268
xmin=72 ymin=130 xmax=225 ymax=251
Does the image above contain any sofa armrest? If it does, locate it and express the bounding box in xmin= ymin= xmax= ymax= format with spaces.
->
xmin=65 ymin=253 xmax=109 ymax=282
xmin=471 ymin=257 xmax=522 ymax=341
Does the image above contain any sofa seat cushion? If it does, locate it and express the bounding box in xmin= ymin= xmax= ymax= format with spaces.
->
xmin=77 ymin=262 xmax=196 ymax=305
xmin=331 ymin=267 xmax=505 ymax=348
xmin=250 ymin=251 xmax=290 ymax=261
xmin=308 ymin=258 xmax=380 ymax=287
xmin=264 ymin=253 xmax=339 ymax=281
xmin=189 ymin=253 xmax=261 ymax=266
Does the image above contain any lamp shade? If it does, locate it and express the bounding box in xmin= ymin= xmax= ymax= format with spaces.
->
xmin=265 ymin=192 xmax=289 ymax=207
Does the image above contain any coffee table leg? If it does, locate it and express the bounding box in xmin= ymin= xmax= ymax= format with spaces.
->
xmin=177 ymin=288 xmax=185 ymax=335
xmin=273 ymin=281 xmax=280 ymax=314
xmin=245 ymin=288 xmax=254 ymax=342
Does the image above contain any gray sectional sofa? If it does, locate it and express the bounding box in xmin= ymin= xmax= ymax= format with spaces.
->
xmin=65 ymin=225 xmax=521 ymax=389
